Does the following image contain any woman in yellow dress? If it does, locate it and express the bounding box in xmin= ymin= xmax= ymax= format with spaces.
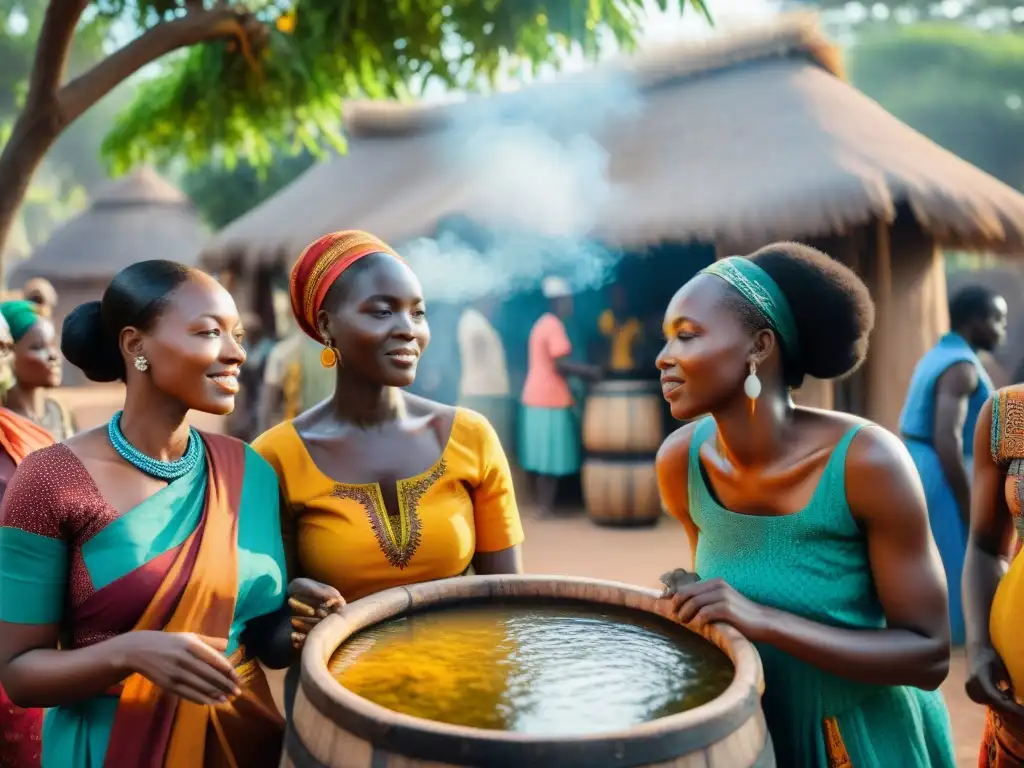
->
xmin=252 ymin=231 xmax=524 ymax=650
xmin=965 ymin=385 xmax=1024 ymax=765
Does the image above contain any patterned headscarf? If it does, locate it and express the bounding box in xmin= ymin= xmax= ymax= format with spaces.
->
xmin=700 ymin=256 xmax=801 ymax=364
xmin=288 ymin=230 xmax=403 ymax=341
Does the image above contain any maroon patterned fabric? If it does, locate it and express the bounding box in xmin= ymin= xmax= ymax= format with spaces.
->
xmin=0 ymin=685 xmax=41 ymax=768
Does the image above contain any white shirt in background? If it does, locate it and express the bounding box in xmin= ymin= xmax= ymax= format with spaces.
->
xmin=457 ymin=308 xmax=510 ymax=397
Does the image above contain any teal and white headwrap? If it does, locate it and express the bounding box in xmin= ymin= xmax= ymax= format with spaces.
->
xmin=700 ymin=256 xmax=801 ymax=366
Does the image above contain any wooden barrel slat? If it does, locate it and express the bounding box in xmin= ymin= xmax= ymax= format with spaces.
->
xmin=288 ymin=575 xmax=772 ymax=768
xmin=582 ymin=380 xmax=664 ymax=454
xmin=582 ymin=380 xmax=666 ymax=527
xmin=582 ymin=460 xmax=663 ymax=527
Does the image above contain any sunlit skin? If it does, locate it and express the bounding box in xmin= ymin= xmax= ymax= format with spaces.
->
xmin=654 ymin=274 xmax=951 ymax=691
xmin=931 ymin=294 xmax=1010 ymax=524
xmin=286 ymin=253 xmax=522 ymax=648
xmin=658 ymin=275 xmax=776 ymax=424
xmin=316 ymin=253 xmax=430 ymax=392
xmin=0 ymin=271 xmax=267 ymax=713
xmin=58 ymin=271 xmax=249 ymax=528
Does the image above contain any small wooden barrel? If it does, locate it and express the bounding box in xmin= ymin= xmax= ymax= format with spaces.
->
xmin=581 ymin=379 xmax=665 ymax=527
xmin=581 ymin=459 xmax=663 ymax=527
xmin=284 ymin=575 xmax=773 ymax=768
xmin=582 ymin=379 xmax=664 ymax=454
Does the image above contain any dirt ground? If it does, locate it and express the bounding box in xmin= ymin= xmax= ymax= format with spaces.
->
xmin=271 ymin=509 xmax=984 ymax=766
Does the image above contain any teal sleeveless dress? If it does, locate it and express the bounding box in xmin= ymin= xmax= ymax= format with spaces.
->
xmin=687 ymin=418 xmax=955 ymax=767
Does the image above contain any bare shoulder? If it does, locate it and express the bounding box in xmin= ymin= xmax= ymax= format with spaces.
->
xmin=62 ymin=425 xmax=113 ymax=462
xmin=656 ymin=419 xmax=703 ymax=471
xmin=401 ymin=393 xmax=458 ymax=442
xmin=403 ymin=391 xmax=455 ymax=419
xmin=935 ymin=359 xmax=978 ymax=394
xmin=843 ymin=422 xmax=925 ymax=525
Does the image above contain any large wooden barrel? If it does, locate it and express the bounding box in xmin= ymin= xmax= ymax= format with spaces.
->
xmin=581 ymin=379 xmax=665 ymax=527
xmin=283 ymin=575 xmax=772 ymax=768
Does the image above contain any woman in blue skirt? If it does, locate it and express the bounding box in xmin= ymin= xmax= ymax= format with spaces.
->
xmin=520 ymin=277 xmax=600 ymax=515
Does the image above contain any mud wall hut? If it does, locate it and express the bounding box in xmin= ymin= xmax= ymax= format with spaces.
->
xmin=9 ymin=167 xmax=207 ymax=385
xmin=201 ymin=14 xmax=1024 ymax=431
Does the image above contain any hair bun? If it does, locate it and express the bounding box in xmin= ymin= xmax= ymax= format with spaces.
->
xmin=61 ymin=301 xmax=125 ymax=382
xmin=748 ymin=242 xmax=875 ymax=385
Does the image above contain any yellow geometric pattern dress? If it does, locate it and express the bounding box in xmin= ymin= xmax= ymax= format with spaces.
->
xmin=252 ymin=408 xmax=524 ymax=601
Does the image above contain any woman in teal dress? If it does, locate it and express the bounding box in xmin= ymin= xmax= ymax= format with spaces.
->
xmin=656 ymin=243 xmax=955 ymax=767
xmin=0 ymin=261 xmax=341 ymax=767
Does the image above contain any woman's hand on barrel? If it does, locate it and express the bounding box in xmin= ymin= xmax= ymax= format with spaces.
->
xmin=118 ymin=630 xmax=242 ymax=705
xmin=662 ymin=577 xmax=770 ymax=640
xmin=288 ymin=578 xmax=345 ymax=650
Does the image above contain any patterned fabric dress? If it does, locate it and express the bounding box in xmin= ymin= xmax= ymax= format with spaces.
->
xmin=0 ymin=407 xmax=56 ymax=768
xmin=682 ymin=418 xmax=956 ymax=767
xmin=253 ymin=407 xmax=524 ymax=602
xmin=982 ymin=386 xmax=1024 ymax=766
xmin=0 ymin=437 xmax=287 ymax=767
xmin=254 ymin=406 xmax=525 ymax=723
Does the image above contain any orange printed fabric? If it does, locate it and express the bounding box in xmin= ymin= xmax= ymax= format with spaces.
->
xmin=981 ymin=708 xmax=1024 ymax=767
xmin=289 ymin=230 xmax=403 ymax=341
xmin=0 ymin=407 xmax=55 ymax=464
xmin=103 ymin=433 xmax=283 ymax=768
xmin=0 ymin=408 xmax=52 ymax=767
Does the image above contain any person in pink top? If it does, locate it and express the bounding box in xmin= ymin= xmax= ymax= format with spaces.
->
xmin=520 ymin=277 xmax=601 ymax=515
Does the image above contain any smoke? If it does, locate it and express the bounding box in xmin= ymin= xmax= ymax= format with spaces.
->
xmin=401 ymin=70 xmax=645 ymax=304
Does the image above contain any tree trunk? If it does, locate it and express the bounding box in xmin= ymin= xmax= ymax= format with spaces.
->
xmin=0 ymin=102 xmax=64 ymax=286
xmin=0 ymin=5 xmax=264 ymax=286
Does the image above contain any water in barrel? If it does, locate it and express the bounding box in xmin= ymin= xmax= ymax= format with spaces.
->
xmin=328 ymin=601 xmax=734 ymax=736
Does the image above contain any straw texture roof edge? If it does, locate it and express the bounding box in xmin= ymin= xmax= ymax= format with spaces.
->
xmin=342 ymin=12 xmax=842 ymax=139
xmin=11 ymin=167 xmax=207 ymax=284
xmin=206 ymin=13 xmax=1024 ymax=264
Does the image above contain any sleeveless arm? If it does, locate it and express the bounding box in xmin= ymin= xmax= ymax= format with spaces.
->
xmin=742 ymin=427 xmax=950 ymax=689
xmin=656 ymin=424 xmax=698 ymax=568
xmin=467 ymin=413 xmax=524 ymax=573
xmin=932 ymin=361 xmax=977 ymax=524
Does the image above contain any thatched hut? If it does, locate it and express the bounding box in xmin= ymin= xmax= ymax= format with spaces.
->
xmin=201 ymin=14 xmax=1024 ymax=430
xmin=10 ymin=167 xmax=207 ymax=384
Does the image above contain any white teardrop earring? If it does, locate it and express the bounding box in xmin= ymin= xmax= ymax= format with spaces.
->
xmin=744 ymin=360 xmax=761 ymax=402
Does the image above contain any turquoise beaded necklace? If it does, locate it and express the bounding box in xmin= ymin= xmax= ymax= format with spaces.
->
xmin=107 ymin=410 xmax=204 ymax=480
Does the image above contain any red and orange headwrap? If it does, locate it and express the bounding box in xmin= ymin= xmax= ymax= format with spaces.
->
xmin=289 ymin=230 xmax=404 ymax=341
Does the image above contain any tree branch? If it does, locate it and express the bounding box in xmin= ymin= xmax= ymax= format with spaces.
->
xmin=29 ymin=0 xmax=88 ymax=105
xmin=57 ymin=7 xmax=264 ymax=127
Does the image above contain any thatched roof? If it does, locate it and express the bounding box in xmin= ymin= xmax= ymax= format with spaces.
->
xmin=205 ymin=13 xmax=1024 ymax=266
xmin=11 ymin=167 xmax=207 ymax=284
